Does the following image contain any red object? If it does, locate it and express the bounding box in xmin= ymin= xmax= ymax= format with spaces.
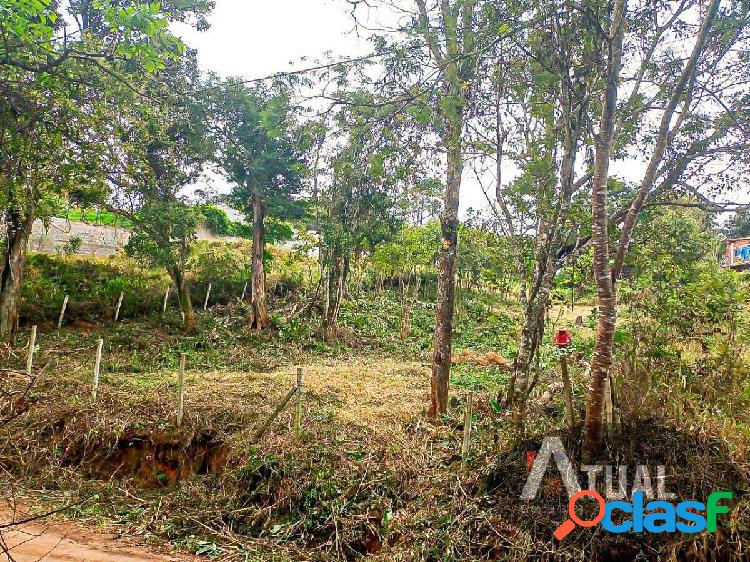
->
xmin=526 ymin=451 xmax=537 ymax=472
xmin=555 ymin=329 xmax=572 ymax=348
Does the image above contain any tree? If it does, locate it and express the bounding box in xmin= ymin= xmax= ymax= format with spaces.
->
xmin=213 ymin=81 xmax=303 ymax=331
xmin=316 ymin=106 xmax=407 ymax=341
xmin=111 ymin=53 xmax=213 ymax=333
xmin=464 ymin=0 xmax=599 ymax=438
xmin=581 ymin=0 xmax=749 ymax=459
xmin=0 ymin=0 xmax=192 ymax=340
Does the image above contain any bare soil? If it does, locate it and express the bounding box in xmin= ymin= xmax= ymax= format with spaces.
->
xmin=1 ymin=508 xmax=199 ymax=561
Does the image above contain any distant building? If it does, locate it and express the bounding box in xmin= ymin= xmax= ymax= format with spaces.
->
xmin=724 ymin=238 xmax=750 ymax=270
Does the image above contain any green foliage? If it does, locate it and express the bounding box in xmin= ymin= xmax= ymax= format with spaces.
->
xmin=371 ymin=222 xmax=440 ymax=278
xmin=61 ymin=235 xmax=83 ymax=257
xmin=126 ymin=200 xmax=201 ymax=271
xmin=22 ymin=254 xmax=170 ymax=323
xmin=212 ymin=81 xmax=305 ymax=221
xmin=724 ymin=208 xmax=750 ymax=239
xmin=618 ymin=207 xmax=750 ymax=422
xmin=200 ymin=204 xmax=255 ymax=239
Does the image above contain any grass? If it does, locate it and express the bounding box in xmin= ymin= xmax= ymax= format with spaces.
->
xmin=2 ymin=290 xmax=749 ymax=561
xmin=59 ymin=207 xmax=133 ymax=228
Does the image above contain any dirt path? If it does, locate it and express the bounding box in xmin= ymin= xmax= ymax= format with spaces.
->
xmin=1 ymin=511 xmax=198 ymax=562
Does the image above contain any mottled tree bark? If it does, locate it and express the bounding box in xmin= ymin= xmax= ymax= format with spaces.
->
xmin=0 ymin=211 xmax=34 ymax=341
xmin=430 ymin=127 xmax=463 ymax=418
xmin=414 ymin=0 xmax=476 ymax=418
xmin=171 ymin=266 xmax=196 ymax=333
xmin=250 ymin=182 xmax=269 ymax=331
xmin=581 ymin=0 xmax=626 ymax=462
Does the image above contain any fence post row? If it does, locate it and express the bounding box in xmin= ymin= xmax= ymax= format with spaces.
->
xmin=18 ymin=280 xmax=257 ymax=328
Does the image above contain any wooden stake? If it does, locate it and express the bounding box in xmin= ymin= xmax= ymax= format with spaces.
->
xmin=240 ymin=281 xmax=248 ymax=301
xmin=204 ymin=283 xmax=212 ymax=310
xmin=57 ymin=295 xmax=68 ymax=329
xmin=294 ymin=367 xmax=303 ymax=438
xmin=461 ymin=392 xmax=474 ymax=471
xmin=26 ymin=325 xmax=37 ymax=376
xmin=561 ymin=354 xmax=575 ymax=430
xmin=604 ymin=374 xmax=614 ymax=440
xmin=92 ymin=338 xmax=103 ymax=401
xmin=114 ymin=291 xmax=124 ymax=322
xmin=162 ymin=286 xmax=170 ymax=314
xmin=177 ymin=353 xmax=186 ymax=427
xmin=253 ymin=385 xmax=298 ymax=441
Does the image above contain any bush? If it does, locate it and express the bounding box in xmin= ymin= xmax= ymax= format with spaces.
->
xmin=22 ymin=253 xmax=169 ymax=324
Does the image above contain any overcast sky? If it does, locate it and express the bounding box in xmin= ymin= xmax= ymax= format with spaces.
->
xmin=171 ymin=0 xmax=510 ymax=215
xmin=172 ymin=2 xmax=739 ymax=218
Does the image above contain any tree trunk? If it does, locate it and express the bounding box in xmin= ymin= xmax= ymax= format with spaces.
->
xmin=250 ymin=183 xmax=269 ymax=331
xmin=171 ymin=266 xmax=196 ymax=333
xmin=581 ymin=0 xmax=626 ymax=462
xmin=0 ymin=211 xmax=34 ymax=341
xmin=430 ymin=125 xmax=463 ymax=419
xmin=508 ymin=254 xmax=554 ymax=435
xmin=323 ymin=252 xmax=347 ymax=342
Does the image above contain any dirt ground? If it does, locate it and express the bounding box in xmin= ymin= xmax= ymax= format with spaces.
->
xmin=1 ymin=510 xmax=199 ymax=561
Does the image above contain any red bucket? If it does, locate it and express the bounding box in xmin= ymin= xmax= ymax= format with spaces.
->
xmin=555 ymin=329 xmax=572 ymax=348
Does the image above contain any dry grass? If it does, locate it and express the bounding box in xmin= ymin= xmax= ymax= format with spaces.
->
xmin=2 ymin=317 xmax=749 ymax=561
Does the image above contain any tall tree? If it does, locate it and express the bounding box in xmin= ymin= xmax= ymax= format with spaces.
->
xmin=416 ymin=0 xmax=479 ymax=417
xmin=581 ymin=0 xmax=748 ymax=459
xmin=213 ymin=81 xmax=303 ymax=331
xmin=110 ymin=53 xmax=212 ymax=333
xmin=472 ymin=0 xmax=598 ymax=438
xmin=316 ymin=102 xmax=409 ymax=341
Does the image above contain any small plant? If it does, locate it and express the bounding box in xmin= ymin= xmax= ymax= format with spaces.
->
xmin=62 ymin=235 xmax=83 ymax=256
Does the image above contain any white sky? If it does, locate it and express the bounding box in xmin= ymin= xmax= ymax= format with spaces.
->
xmin=172 ymin=1 xmax=743 ymax=220
xmin=172 ymin=0 xmax=500 ymax=215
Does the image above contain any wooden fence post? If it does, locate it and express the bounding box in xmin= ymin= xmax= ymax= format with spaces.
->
xmin=114 ymin=291 xmax=124 ymax=322
xmin=163 ymin=286 xmax=170 ymax=314
xmin=92 ymin=338 xmax=103 ymax=401
xmin=561 ymin=354 xmax=575 ymax=430
xmin=604 ymin=374 xmax=614 ymax=439
xmin=57 ymin=295 xmax=69 ymax=329
xmin=461 ymin=392 xmax=474 ymax=471
xmin=294 ymin=367 xmax=303 ymax=438
xmin=177 ymin=352 xmax=186 ymax=427
xmin=26 ymin=325 xmax=37 ymax=376
xmin=204 ymin=283 xmax=212 ymax=310
xmin=253 ymin=385 xmax=299 ymax=441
